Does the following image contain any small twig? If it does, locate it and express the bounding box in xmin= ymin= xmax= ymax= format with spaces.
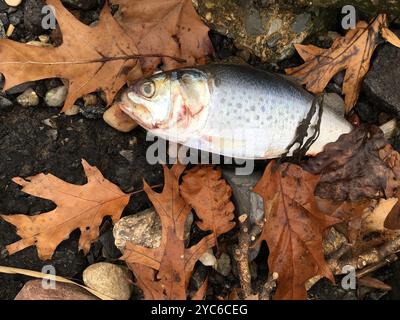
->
xmin=357 ymin=254 xmax=398 ymax=278
xmin=331 ymin=236 xmax=400 ymax=275
xmin=234 ymin=214 xmax=253 ymax=298
xmin=260 ymin=272 xmax=278 ymax=300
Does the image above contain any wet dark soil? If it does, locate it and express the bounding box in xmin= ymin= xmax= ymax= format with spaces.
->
xmin=0 ymin=105 xmax=163 ymax=299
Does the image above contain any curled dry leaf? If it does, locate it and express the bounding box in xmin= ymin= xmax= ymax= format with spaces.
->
xmin=253 ymin=161 xmax=339 ymax=300
xmin=286 ymin=14 xmax=400 ymax=112
xmin=113 ymin=0 xmax=213 ymax=74
xmin=180 ymin=166 xmax=235 ymax=237
xmin=304 ymin=125 xmax=400 ymax=202
xmin=1 ymin=160 xmax=131 ymax=260
xmin=121 ymin=164 xmax=233 ymax=300
xmin=0 ymin=0 xmax=139 ymax=112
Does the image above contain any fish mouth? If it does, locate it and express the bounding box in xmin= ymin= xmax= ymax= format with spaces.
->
xmin=119 ymin=102 xmax=155 ymax=129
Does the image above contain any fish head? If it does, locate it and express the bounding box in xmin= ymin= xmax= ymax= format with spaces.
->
xmin=121 ymin=68 xmax=211 ymax=135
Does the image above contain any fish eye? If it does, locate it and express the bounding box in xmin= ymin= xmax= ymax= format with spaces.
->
xmin=140 ymin=81 xmax=155 ymax=98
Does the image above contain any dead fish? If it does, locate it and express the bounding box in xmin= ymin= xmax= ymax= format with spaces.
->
xmin=119 ymin=64 xmax=353 ymax=159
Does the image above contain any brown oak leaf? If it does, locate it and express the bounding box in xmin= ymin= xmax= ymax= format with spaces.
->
xmin=180 ymin=166 xmax=235 ymax=238
xmin=113 ymin=0 xmax=213 ymax=74
xmin=303 ymin=125 xmax=400 ymax=202
xmin=121 ymin=164 xmax=233 ymax=300
xmin=0 ymin=0 xmax=139 ymax=112
xmin=286 ymin=14 xmax=400 ymax=112
xmin=1 ymin=159 xmax=131 ymax=260
xmin=253 ymin=161 xmax=339 ymax=300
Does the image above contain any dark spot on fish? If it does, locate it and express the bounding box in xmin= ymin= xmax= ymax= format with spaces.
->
xmin=236 ymin=103 xmax=242 ymax=108
xmin=267 ymin=115 xmax=273 ymax=120
xmin=255 ymin=115 xmax=260 ymax=120
xmin=250 ymin=105 xmax=255 ymax=111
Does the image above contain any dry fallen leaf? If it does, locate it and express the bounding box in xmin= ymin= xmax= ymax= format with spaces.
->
xmin=113 ymin=0 xmax=213 ymax=74
xmin=253 ymin=161 xmax=339 ymax=300
xmin=0 ymin=0 xmax=139 ymax=112
xmin=286 ymin=14 xmax=400 ymax=112
xmin=121 ymin=164 xmax=234 ymax=300
xmin=180 ymin=166 xmax=236 ymax=238
xmin=304 ymin=125 xmax=400 ymax=202
xmin=1 ymin=159 xmax=131 ymax=260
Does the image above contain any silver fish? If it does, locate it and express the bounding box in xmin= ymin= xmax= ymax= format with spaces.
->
xmin=120 ymin=64 xmax=353 ymax=159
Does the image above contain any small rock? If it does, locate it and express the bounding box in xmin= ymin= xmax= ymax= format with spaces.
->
xmin=45 ymin=85 xmax=68 ymax=107
xmin=354 ymin=99 xmax=379 ymax=124
xmin=199 ymin=248 xmax=217 ymax=268
xmin=83 ymin=262 xmax=133 ymax=300
xmin=363 ymin=30 xmax=400 ymax=116
xmin=5 ymin=0 xmax=21 ymax=7
xmin=0 ymin=95 xmax=12 ymax=109
xmin=6 ymin=81 xmax=36 ymax=94
xmin=322 ymin=93 xmax=345 ymax=117
xmin=0 ymin=19 xmax=5 ymax=38
xmin=80 ymin=104 xmax=107 ymax=119
xmin=64 ymin=104 xmax=80 ymax=116
xmin=291 ymin=13 xmax=311 ymax=33
xmin=8 ymin=8 xmax=22 ymax=25
xmin=15 ymin=280 xmax=98 ymax=300
xmin=61 ymin=0 xmax=98 ymax=10
xmin=42 ymin=118 xmax=56 ymax=128
xmin=222 ymin=168 xmax=264 ymax=261
xmin=83 ymin=93 xmax=98 ymax=107
xmin=196 ymin=0 xmax=317 ymax=62
xmin=16 ymin=88 xmax=39 ymax=107
xmin=103 ymin=102 xmax=138 ymax=132
xmin=216 ymin=253 xmax=231 ymax=276
xmin=119 ymin=150 xmax=134 ymax=163
xmin=113 ymin=208 xmax=193 ymax=252
xmin=222 ymin=168 xmax=264 ymax=224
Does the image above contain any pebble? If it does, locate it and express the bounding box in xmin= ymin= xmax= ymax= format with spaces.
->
xmin=322 ymin=93 xmax=345 ymax=116
xmin=196 ymin=0 xmax=318 ymax=62
xmin=363 ymin=30 xmax=400 ymax=116
xmin=5 ymin=0 xmax=21 ymax=8
xmin=0 ymin=95 xmax=12 ymax=109
xmin=16 ymin=88 xmax=39 ymax=107
xmin=119 ymin=150 xmax=135 ymax=163
xmin=83 ymin=93 xmax=98 ymax=107
xmin=222 ymin=168 xmax=264 ymax=224
xmin=199 ymin=248 xmax=218 ymax=268
xmin=80 ymin=104 xmax=107 ymax=119
xmin=15 ymin=280 xmax=98 ymax=300
xmin=216 ymin=253 xmax=232 ymax=276
xmin=83 ymin=262 xmax=133 ymax=300
xmin=103 ymin=103 xmax=138 ymax=132
xmin=45 ymin=85 xmax=68 ymax=107
xmin=64 ymin=104 xmax=80 ymax=116
xmin=0 ymin=18 xmax=5 ymax=38
xmin=6 ymin=81 xmax=36 ymax=94
xmin=113 ymin=208 xmax=193 ymax=252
